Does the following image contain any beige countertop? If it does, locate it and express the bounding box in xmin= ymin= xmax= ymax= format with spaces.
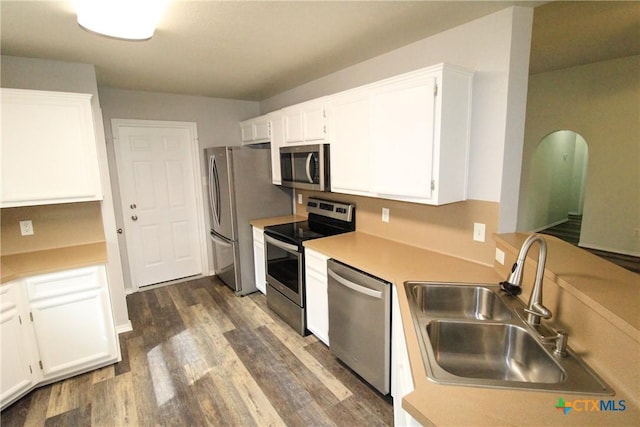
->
xmin=250 ymin=214 xmax=307 ymax=230
xmin=304 ymin=231 xmax=639 ymax=426
xmin=1 ymin=242 xmax=108 ymax=284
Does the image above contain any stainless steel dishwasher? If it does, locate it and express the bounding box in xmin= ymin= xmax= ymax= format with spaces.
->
xmin=327 ymin=259 xmax=391 ymax=395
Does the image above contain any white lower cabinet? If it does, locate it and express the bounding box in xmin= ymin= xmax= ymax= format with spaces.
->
xmin=252 ymin=226 xmax=267 ymax=294
xmin=304 ymin=249 xmax=330 ymax=345
xmin=0 ymin=265 xmax=120 ymax=410
xmin=392 ymin=284 xmax=422 ymax=427
xmin=0 ymin=283 xmax=37 ymax=409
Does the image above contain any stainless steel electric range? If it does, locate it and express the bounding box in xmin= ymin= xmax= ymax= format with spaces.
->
xmin=263 ymin=197 xmax=355 ymax=335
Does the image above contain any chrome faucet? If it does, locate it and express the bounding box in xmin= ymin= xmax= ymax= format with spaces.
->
xmin=500 ymin=234 xmax=569 ymax=357
xmin=500 ymin=234 xmax=552 ymax=325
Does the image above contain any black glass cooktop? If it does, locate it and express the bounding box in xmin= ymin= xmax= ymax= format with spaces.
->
xmin=264 ymin=220 xmax=351 ymax=247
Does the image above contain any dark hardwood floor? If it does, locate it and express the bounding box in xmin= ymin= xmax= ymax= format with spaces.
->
xmin=1 ymin=277 xmax=393 ymax=426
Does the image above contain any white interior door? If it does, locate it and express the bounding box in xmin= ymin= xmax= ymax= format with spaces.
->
xmin=113 ymin=120 xmax=204 ymax=289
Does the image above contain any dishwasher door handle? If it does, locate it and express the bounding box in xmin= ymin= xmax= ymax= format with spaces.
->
xmin=328 ymin=269 xmax=383 ymax=299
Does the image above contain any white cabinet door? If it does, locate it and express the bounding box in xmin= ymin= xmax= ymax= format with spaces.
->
xmin=240 ymin=115 xmax=272 ymax=144
xmin=26 ymin=266 xmax=119 ymax=382
xmin=0 ymin=282 xmax=37 ymax=410
xmin=283 ymin=98 xmax=327 ymax=144
xmin=304 ymin=249 xmax=330 ymax=345
xmin=0 ymin=89 xmax=103 ymax=207
xmin=371 ymin=74 xmax=437 ymax=201
xmin=270 ymin=113 xmax=284 ymax=185
xmin=252 ymin=227 xmax=266 ymax=294
xmin=391 ymin=284 xmax=422 ymax=427
xmin=328 ymin=89 xmax=372 ymax=195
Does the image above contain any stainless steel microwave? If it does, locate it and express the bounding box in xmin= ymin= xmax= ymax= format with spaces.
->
xmin=280 ymin=144 xmax=330 ymax=191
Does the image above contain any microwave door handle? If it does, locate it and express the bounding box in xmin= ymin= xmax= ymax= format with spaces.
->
xmin=305 ymin=153 xmax=314 ymax=183
xmin=328 ymin=269 xmax=383 ymax=299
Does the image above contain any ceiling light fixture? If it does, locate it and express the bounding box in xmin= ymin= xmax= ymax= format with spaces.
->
xmin=76 ymin=0 xmax=169 ymax=41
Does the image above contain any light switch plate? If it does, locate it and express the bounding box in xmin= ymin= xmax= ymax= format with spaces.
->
xmin=297 ymin=193 xmax=303 ymax=204
xmin=473 ymin=222 xmax=486 ymax=242
xmin=495 ymin=248 xmax=505 ymax=265
xmin=382 ymin=208 xmax=390 ymax=223
xmin=20 ymin=220 xmax=34 ymax=236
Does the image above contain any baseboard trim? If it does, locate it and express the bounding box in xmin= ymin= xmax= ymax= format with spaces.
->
xmin=116 ymin=321 xmax=133 ymax=334
xmin=532 ymin=218 xmax=568 ymax=232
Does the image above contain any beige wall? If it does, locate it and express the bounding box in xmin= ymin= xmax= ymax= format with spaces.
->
xmin=518 ymin=55 xmax=640 ymax=256
xmin=297 ymin=190 xmax=499 ymax=266
xmin=1 ymin=203 xmax=104 ymax=255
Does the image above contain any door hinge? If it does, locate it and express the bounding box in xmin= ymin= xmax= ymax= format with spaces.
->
xmin=434 ymin=83 xmax=438 ymax=97
xmin=29 ymin=365 xmax=33 ymax=374
xmin=431 ymin=180 xmax=436 ymax=191
xmin=323 ymin=125 xmax=327 ymax=134
xmin=29 ymin=312 xmax=34 ymax=322
xmin=39 ymin=361 xmax=43 ymax=370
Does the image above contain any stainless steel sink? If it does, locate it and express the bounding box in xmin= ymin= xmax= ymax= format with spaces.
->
xmin=426 ymin=321 xmax=564 ymax=383
xmin=404 ymin=281 xmax=613 ymax=395
xmin=409 ymin=283 xmax=511 ymax=321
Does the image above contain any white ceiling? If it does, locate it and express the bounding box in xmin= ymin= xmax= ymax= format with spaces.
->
xmin=1 ymin=1 xmax=638 ymax=101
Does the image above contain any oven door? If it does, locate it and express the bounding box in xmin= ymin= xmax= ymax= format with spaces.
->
xmin=264 ymin=234 xmax=303 ymax=306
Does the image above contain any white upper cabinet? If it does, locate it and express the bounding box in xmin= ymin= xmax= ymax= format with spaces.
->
xmin=327 ymin=88 xmax=372 ymax=195
xmin=240 ymin=114 xmax=271 ymax=144
xmin=328 ymin=64 xmax=473 ymax=205
xmin=370 ymin=72 xmax=437 ymax=201
xmin=269 ymin=112 xmax=285 ymax=185
xmin=0 ymin=89 xmax=103 ymax=207
xmin=282 ymin=98 xmax=327 ymax=145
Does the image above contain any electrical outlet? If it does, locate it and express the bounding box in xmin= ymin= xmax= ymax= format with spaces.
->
xmin=495 ymin=248 xmax=505 ymax=265
xmin=381 ymin=208 xmax=390 ymax=223
xmin=297 ymin=193 xmax=303 ymax=204
xmin=20 ymin=220 xmax=34 ymax=236
xmin=473 ymin=222 xmax=486 ymax=242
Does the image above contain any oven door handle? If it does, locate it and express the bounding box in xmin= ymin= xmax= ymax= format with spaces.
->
xmin=328 ymin=269 xmax=383 ymax=299
xmin=264 ymin=234 xmax=299 ymax=253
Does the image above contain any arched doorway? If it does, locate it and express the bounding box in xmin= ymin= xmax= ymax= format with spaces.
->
xmin=528 ymin=130 xmax=588 ymax=244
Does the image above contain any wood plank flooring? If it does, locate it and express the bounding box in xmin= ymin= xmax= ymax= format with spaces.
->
xmin=1 ymin=277 xmax=393 ymax=426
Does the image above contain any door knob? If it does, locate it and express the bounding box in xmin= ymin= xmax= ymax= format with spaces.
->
xmin=131 ymin=215 xmax=138 ymax=221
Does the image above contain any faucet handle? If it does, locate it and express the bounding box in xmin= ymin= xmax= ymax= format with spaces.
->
xmin=524 ymin=302 xmax=552 ymax=319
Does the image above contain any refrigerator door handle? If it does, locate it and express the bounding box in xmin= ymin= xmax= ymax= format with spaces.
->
xmin=209 ymin=154 xmax=222 ymax=230
xmin=210 ymin=230 xmax=233 ymax=245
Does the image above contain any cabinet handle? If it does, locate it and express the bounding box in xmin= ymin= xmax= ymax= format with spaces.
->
xmin=117 ymin=228 xmax=123 ymax=234
xmin=130 ymin=203 xmax=137 ymax=209
xmin=131 ymin=215 xmax=138 ymax=221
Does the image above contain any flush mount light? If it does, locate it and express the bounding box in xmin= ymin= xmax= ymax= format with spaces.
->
xmin=76 ymin=0 xmax=169 ymax=41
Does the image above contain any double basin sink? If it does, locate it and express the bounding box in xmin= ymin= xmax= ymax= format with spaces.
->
xmin=405 ymin=282 xmax=612 ymax=394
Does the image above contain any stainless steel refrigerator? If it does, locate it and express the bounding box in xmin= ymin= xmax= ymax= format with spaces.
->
xmin=206 ymin=145 xmax=292 ymax=295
